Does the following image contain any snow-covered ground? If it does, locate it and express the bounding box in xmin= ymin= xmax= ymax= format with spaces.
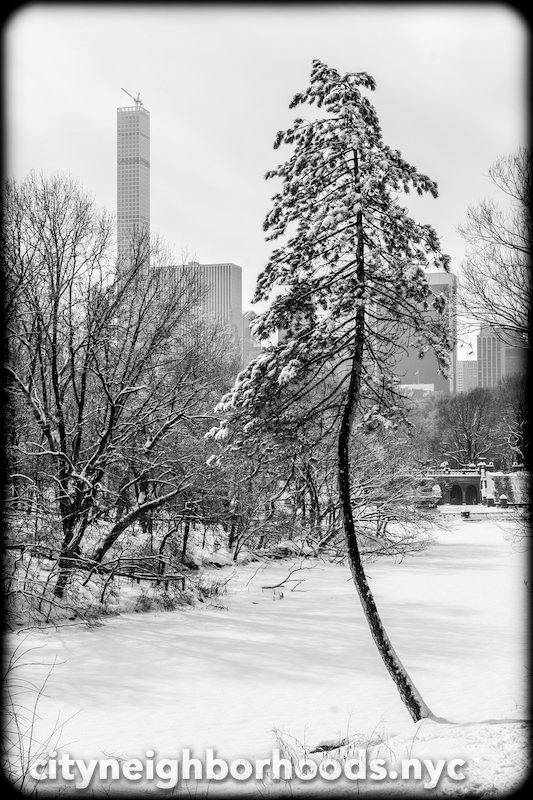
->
xmin=5 ymin=514 xmax=530 ymax=796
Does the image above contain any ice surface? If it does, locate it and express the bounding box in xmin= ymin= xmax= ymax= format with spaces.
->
xmin=5 ymin=516 xmax=530 ymax=795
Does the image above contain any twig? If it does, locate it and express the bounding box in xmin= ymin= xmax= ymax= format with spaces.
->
xmin=261 ymin=562 xmax=317 ymax=590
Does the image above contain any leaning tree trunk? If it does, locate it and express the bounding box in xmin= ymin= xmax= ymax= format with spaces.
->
xmin=337 ymin=198 xmax=434 ymax=723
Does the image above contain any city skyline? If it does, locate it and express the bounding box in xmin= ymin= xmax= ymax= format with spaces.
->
xmin=117 ymin=96 xmax=458 ymax=383
xmin=5 ymin=4 xmax=527 ymax=346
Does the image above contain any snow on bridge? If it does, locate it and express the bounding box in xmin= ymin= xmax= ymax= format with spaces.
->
xmin=422 ymin=465 xmax=530 ymax=507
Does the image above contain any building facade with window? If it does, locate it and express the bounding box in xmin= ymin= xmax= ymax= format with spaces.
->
xmin=456 ymin=359 xmax=479 ymax=393
xmin=394 ymin=270 xmax=457 ymax=394
xmin=477 ymin=325 xmax=527 ymax=388
xmin=155 ymin=261 xmax=244 ymax=364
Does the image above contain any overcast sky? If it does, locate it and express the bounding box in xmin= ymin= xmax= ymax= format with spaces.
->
xmin=4 ymin=3 xmax=528 ymax=353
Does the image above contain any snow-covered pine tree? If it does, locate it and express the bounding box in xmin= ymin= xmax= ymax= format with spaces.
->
xmin=208 ymin=59 xmax=453 ymax=722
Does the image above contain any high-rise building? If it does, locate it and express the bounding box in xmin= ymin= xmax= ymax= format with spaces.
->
xmin=456 ymin=359 xmax=478 ymax=393
xmin=477 ymin=327 xmax=501 ymax=388
xmin=185 ymin=262 xmax=243 ymax=343
xmin=477 ymin=325 xmax=527 ymax=388
xmin=117 ymin=100 xmax=150 ymax=265
xmin=394 ymin=270 xmax=457 ymax=393
xmin=155 ymin=261 xmax=244 ymax=363
xmin=115 ymin=101 xmax=245 ymax=366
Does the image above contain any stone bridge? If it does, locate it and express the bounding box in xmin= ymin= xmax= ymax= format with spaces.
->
xmin=422 ymin=470 xmax=481 ymax=505
xmin=413 ymin=466 xmax=529 ymax=507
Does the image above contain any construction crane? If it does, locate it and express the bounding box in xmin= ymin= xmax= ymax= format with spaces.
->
xmin=121 ymin=88 xmax=143 ymax=106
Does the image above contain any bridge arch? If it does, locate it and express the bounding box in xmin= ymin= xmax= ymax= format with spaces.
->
xmin=465 ymin=484 xmax=479 ymax=505
xmin=450 ymin=484 xmax=463 ymax=505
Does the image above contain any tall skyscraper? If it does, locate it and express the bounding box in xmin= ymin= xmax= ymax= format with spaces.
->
xmin=115 ymin=100 xmax=245 ymax=367
xmin=117 ymin=97 xmax=150 ymax=265
xmin=477 ymin=325 xmax=527 ymax=388
xmin=394 ymin=270 xmax=457 ymax=393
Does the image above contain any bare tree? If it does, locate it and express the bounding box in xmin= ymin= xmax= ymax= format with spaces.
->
xmin=2 ymin=172 xmax=238 ymax=600
xmin=458 ymin=148 xmax=531 ymax=346
xmin=433 ymin=388 xmax=501 ymax=468
xmin=494 ymin=375 xmax=530 ymax=468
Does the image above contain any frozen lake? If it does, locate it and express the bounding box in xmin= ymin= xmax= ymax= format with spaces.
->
xmin=6 ymin=514 xmax=529 ymax=789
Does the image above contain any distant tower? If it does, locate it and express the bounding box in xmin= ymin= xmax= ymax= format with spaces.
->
xmin=117 ymin=90 xmax=150 ymax=267
xmin=477 ymin=325 xmax=527 ymax=388
xmin=394 ymin=270 xmax=457 ymax=394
